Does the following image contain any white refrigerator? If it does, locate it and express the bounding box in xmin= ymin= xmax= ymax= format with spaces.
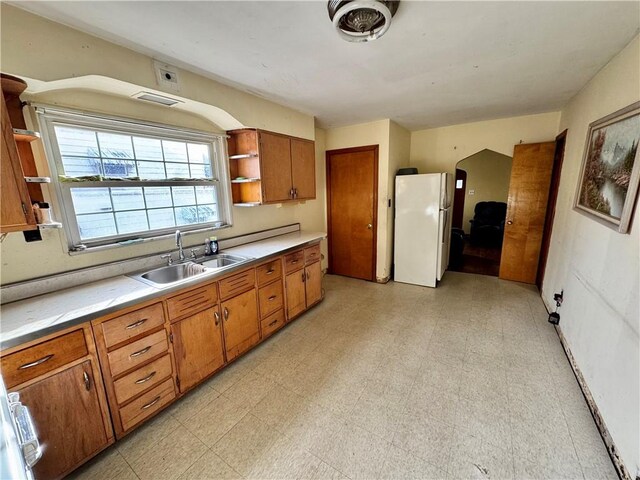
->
xmin=394 ymin=173 xmax=454 ymax=288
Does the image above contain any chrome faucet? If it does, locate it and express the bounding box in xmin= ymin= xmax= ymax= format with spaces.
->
xmin=175 ymin=230 xmax=186 ymax=262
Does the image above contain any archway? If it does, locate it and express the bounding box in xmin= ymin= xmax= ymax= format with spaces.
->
xmin=449 ymin=149 xmax=512 ymax=277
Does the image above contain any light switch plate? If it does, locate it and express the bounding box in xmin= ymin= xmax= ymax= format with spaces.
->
xmin=468 ymin=189 xmax=475 ymax=195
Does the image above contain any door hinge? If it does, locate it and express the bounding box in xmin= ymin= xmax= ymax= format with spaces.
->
xmin=21 ymin=203 xmax=28 ymax=215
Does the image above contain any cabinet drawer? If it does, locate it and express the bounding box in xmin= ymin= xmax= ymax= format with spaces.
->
xmin=2 ymin=330 xmax=88 ymax=389
xmin=219 ymin=269 xmax=255 ymax=300
xmin=256 ymin=259 xmax=282 ymax=286
xmin=107 ymin=330 xmax=169 ymax=377
xmin=119 ymin=378 xmax=175 ymax=432
xmin=167 ymin=285 xmax=217 ymax=321
xmin=261 ymin=309 xmax=285 ymax=338
xmin=258 ymin=281 xmax=284 ymax=318
xmin=304 ymin=244 xmax=321 ymax=264
xmin=284 ymin=250 xmax=304 ymax=274
xmin=113 ymin=354 xmax=173 ymax=405
xmin=101 ymin=303 xmax=165 ymax=349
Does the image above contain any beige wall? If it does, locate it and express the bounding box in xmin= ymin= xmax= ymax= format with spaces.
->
xmin=410 ymin=111 xmax=561 ymax=174
xmin=388 ymin=121 xmax=411 ymax=274
xmin=456 ymin=150 xmax=512 ymax=234
xmin=324 ymin=119 xmax=399 ymax=281
xmin=0 ymin=6 xmax=326 ymax=284
xmin=542 ymin=35 xmax=639 ymax=476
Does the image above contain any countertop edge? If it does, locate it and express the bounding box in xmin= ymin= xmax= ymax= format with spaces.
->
xmin=0 ymin=232 xmax=326 ymax=351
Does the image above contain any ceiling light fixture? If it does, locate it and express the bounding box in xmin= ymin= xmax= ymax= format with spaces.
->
xmin=328 ymin=0 xmax=400 ymax=43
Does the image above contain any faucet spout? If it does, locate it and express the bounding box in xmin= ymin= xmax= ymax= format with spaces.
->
xmin=175 ymin=230 xmax=185 ymax=262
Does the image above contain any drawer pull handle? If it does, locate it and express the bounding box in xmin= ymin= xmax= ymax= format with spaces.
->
xmin=223 ymin=307 xmax=229 ymax=320
xmin=18 ymin=354 xmax=54 ymax=370
xmin=126 ymin=318 xmax=147 ymax=330
xmin=83 ymin=371 xmax=92 ymax=391
xmin=268 ymin=295 xmax=277 ymax=301
xmin=291 ymin=259 xmax=299 ymax=264
xmin=141 ymin=396 xmax=161 ymax=410
xmin=135 ymin=371 xmax=157 ymax=385
xmin=214 ymin=311 xmax=220 ymax=326
xmin=266 ymin=269 xmax=275 ymax=275
xmin=130 ymin=346 xmax=152 ymax=358
xmin=268 ymin=319 xmax=279 ymax=327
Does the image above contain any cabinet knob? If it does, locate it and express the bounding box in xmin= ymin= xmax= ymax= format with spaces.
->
xmin=223 ymin=307 xmax=229 ymax=320
xmin=507 ymin=220 xmax=513 ymax=225
xmin=366 ymin=223 xmax=373 ymax=230
xmin=214 ymin=311 xmax=220 ymax=326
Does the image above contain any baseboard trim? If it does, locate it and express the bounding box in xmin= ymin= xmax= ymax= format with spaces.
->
xmin=546 ymin=305 xmax=631 ymax=480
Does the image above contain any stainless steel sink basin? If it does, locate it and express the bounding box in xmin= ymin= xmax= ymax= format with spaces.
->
xmin=129 ymin=253 xmax=252 ymax=288
xmin=135 ymin=262 xmax=209 ymax=286
xmin=200 ymin=254 xmax=249 ymax=269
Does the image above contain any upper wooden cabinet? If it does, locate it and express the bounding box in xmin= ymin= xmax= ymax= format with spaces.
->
xmin=227 ymin=128 xmax=316 ymax=206
xmin=1 ymin=92 xmax=37 ymax=233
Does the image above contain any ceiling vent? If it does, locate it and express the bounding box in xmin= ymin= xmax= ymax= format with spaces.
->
xmin=132 ymin=91 xmax=183 ymax=107
xmin=328 ymin=0 xmax=399 ymax=42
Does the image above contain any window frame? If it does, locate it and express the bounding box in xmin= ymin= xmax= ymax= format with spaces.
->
xmin=36 ymin=105 xmax=233 ymax=252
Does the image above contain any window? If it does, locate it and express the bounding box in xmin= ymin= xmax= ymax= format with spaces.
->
xmin=37 ymin=107 xmax=232 ymax=251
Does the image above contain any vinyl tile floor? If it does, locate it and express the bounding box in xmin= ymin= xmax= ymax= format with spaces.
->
xmin=70 ymin=273 xmax=617 ymax=480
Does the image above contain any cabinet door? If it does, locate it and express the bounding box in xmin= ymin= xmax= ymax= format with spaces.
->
xmin=259 ymin=131 xmax=293 ymax=203
xmin=221 ymin=289 xmax=259 ymax=361
xmin=285 ymin=269 xmax=306 ymax=320
xmin=305 ymin=261 xmax=322 ymax=307
xmin=17 ymin=360 xmax=109 ymax=479
xmin=1 ymin=94 xmax=36 ymax=233
xmin=171 ymin=307 xmax=225 ymax=393
xmin=291 ymin=138 xmax=316 ymax=200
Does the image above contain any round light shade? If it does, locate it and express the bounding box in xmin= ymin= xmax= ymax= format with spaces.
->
xmin=328 ymin=0 xmax=400 ymax=42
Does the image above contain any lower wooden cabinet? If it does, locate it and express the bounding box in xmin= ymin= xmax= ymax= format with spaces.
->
xmin=305 ymin=260 xmax=322 ymax=307
xmin=18 ymin=360 xmax=111 ymax=479
xmin=285 ymin=268 xmax=307 ymax=319
xmin=221 ymin=288 xmax=259 ymax=361
xmin=285 ymin=243 xmax=323 ymax=321
xmin=171 ymin=307 xmax=225 ymax=393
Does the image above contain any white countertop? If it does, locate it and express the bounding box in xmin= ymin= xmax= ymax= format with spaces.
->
xmin=0 ymin=231 xmax=325 ymax=350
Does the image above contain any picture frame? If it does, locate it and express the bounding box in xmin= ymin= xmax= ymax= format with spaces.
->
xmin=575 ymin=101 xmax=640 ymax=233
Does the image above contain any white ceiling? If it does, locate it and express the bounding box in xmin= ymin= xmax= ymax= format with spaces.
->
xmin=11 ymin=1 xmax=640 ymax=130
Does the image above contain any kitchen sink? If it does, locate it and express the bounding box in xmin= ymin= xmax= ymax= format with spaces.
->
xmin=129 ymin=253 xmax=252 ymax=288
xmin=134 ymin=262 xmax=209 ymax=286
xmin=200 ymin=254 xmax=250 ymax=269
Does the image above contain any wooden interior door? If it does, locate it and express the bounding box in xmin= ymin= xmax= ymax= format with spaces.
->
xmin=259 ymin=131 xmax=292 ymax=203
xmin=326 ymin=145 xmax=378 ymax=281
xmin=19 ymin=361 xmax=109 ymax=479
xmin=499 ymin=142 xmax=556 ymax=284
xmin=452 ymin=169 xmax=467 ymax=229
xmin=291 ymin=138 xmax=316 ymax=199
xmin=171 ymin=307 xmax=225 ymax=392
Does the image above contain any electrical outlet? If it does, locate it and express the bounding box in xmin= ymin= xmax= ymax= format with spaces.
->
xmin=153 ymin=61 xmax=180 ymax=92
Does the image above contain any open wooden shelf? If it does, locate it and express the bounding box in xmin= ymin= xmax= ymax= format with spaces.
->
xmin=13 ymin=128 xmax=41 ymax=143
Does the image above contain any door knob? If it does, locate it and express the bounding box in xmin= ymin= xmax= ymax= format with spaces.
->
xmin=507 ymin=220 xmax=513 ymax=225
xmin=366 ymin=223 xmax=373 ymax=229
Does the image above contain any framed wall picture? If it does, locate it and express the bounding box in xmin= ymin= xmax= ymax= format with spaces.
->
xmin=575 ymin=101 xmax=640 ymax=233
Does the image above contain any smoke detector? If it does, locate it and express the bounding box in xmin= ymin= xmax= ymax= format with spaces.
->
xmin=328 ymin=0 xmax=400 ymax=42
